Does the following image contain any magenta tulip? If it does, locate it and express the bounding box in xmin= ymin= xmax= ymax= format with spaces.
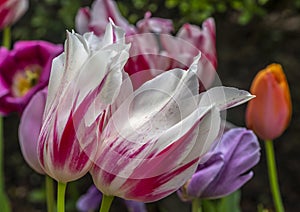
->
xmin=0 ymin=41 xmax=62 ymax=115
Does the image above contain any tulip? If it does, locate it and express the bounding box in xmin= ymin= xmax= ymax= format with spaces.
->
xmin=177 ymin=128 xmax=260 ymax=200
xmin=175 ymin=18 xmax=217 ymax=69
xmin=0 ymin=41 xmax=62 ymax=115
xmin=77 ymin=185 xmax=147 ymax=212
xmin=75 ymin=1 xmax=217 ymax=78
xmin=18 ymin=88 xmax=47 ymax=174
xmin=90 ymin=52 xmax=254 ymax=202
xmin=136 ymin=11 xmax=173 ymax=34
xmin=0 ymin=0 xmax=28 ymax=29
xmin=37 ymin=22 xmax=131 ymax=183
xmin=246 ymin=63 xmax=292 ymax=140
xmin=75 ymin=0 xmax=136 ymax=36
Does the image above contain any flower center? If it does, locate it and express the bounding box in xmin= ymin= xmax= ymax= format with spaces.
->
xmin=12 ymin=64 xmax=42 ymax=97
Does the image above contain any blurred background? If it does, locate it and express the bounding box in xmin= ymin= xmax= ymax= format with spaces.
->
xmin=2 ymin=0 xmax=300 ymax=211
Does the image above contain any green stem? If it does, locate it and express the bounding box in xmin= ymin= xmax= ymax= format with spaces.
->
xmin=0 ymin=27 xmax=12 ymax=212
xmin=0 ymin=117 xmax=11 ymax=212
xmin=57 ymin=182 xmax=67 ymax=212
xmin=0 ymin=117 xmax=4 ymax=196
xmin=192 ymin=198 xmax=202 ymax=212
xmin=265 ymin=139 xmax=285 ymax=212
xmin=46 ymin=175 xmax=54 ymax=212
xmin=2 ymin=27 xmax=11 ymax=49
xmin=99 ymin=195 xmax=114 ymax=212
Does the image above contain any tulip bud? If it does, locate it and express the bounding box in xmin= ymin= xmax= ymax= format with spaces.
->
xmin=246 ymin=63 xmax=292 ymax=140
xmin=0 ymin=0 xmax=28 ymax=29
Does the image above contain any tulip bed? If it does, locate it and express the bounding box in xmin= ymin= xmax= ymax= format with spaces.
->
xmin=1 ymin=1 xmax=300 ymax=212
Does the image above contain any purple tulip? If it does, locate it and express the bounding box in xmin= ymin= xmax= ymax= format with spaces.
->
xmin=0 ymin=41 xmax=62 ymax=115
xmin=77 ymin=185 xmax=147 ymax=212
xmin=18 ymin=88 xmax=47 ymax=174
xmin=77 ymin=186 xmax=102 ymax=212
xmin=178 ymin=128 xmax=261 ymax=200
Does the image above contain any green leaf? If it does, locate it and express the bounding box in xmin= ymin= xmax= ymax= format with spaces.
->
xmin=0 ymin=192 xmax=11 ymax=212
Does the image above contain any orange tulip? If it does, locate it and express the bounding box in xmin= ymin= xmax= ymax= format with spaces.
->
xmin=246 ymin=63 xmax=292 ymax=140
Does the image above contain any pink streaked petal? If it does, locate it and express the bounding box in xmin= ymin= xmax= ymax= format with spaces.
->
xmin=75 ymin=7 xmax=91 ymax=34
xmin=177 ymin=18 xmax=217 ymax=69
xmin=0 ymin=0 xmax=28 ymax=29
xmin=91 ymin=104 xmax=219 ymax=198
xmin=38 ymin=110 xmax=94 ymax=182
xmin=92 ymin=157 xmax=199 ymax=202
xmin=160 ymin=34 xmax=199 ymax=68
xmin=89 ymin=0 xmax=136 ymax=36
xmin=136 ymin=11 xmax=173 ymax=33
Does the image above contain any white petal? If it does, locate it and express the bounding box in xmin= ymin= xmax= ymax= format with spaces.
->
xmin=199 ymin=86 xmax=255 ymax=110
xmin=107 ymin=68 xmax=200 ymax=144
xmin=45 ymin=53 xmax=65 ymax=113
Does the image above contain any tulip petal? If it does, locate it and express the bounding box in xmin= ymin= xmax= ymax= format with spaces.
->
xmin=124 ymin=199 xmax=147 ymax=212
xmin=77 ymin=186 xmax=102 ymax=211
xmin=91 ymin=103 xmax=221 ymax=201
xmin=19 ymin=89 xmax=47 ymax=174
xmin=136 ymin=11 xmax=173 ymax=33
xmin=178 ymin=153 xmax=224 ymax=201
xmin=0 ymin=0 xmax=28 ymax=29
xmin=177 ymin=18 xmax=217 ymax=69
xmin=199 ymin=86 xmax=255 ymax=110
xmin=88 ymin=0 xmax=136 ymax=36
xmin=201 ymin=128 xmax=260 ymax=198
xmin=45 ymin=31 xmax=89 ymax=114
xmin=75 ymin=7 xmax=91 ymax=35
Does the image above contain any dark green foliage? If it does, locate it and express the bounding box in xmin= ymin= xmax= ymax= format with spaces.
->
xmin=5 ymin=0 xmax=300 ymax=43
xmin=12 ymin=0 xmax=92 ymax=43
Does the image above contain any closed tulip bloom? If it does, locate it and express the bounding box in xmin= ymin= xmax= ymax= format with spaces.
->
xmin=18 ymin=88 xmax=47 ymax=174
xmin=177 ymin=128 xmax=260 ymax=200
xmin=176 ymin=18 xmax=217 ymax=69
xmin=90 ymin=53 xmax=254 ymax=202
xmin=38 ymin=22 xmax=130 ymax=183
xmin=246 ymin=64 xmax=292 ymax=140
xmin=0 ymin=0 xmax=28 ymax=29
xmin=75 ymin=0 xmax=136 ymax=36
xmin=0 ymin=41 xmax=62 ymax=115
